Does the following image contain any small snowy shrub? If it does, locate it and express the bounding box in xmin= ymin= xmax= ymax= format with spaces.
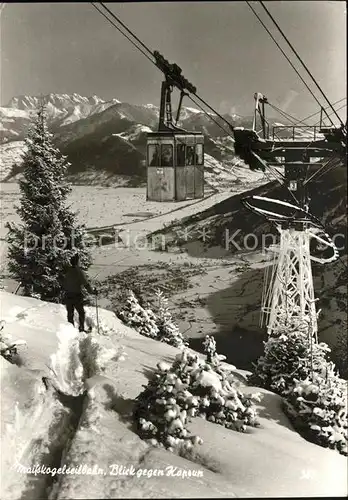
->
xmin=250 ymin=323 xmax=348 ymax=456
xmin=331 ymin=322 xmax=348 ymax=379
xmin=0 ymin=320 xmax=26 ymax=364
xmin=119 ymin=289 xmax=188 ymax=349
xmin=134 ymin=358 xmax=202 ymax=452
xmin=284 ymin=366 xmax=348 ymax=456
xmin=155 ymin=289 xmax=188 ymax=348
xmin=118 ymin=290 xmax=159 ymax=338
xmin=199 ymin=336 xmax=260 ymax=430
xmin=134 ymin=342 xmax=260 ymax=452
xmin=249 ymin=327 xmax=330 ymax=397
xmin=203 ymin=335 xmax=226 ymax=367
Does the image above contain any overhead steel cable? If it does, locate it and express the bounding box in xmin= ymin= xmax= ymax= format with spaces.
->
xmin=267 ymin=102 xmax=318 ymax=139
xmin=192 ymin=95 xmax=235 ymax=131
xmin=91 ymin=2 xmax=235 ymax=134
xmin=268 ymin=102 xmax=309 ymax=126
xmin=90 ymin=3 xmax=155 ymax=65
xmin=267 ymin=103 xmax=321 ymax=144
xmin=245 ymin=1 xmax=333 ymax=125
xmin=263 ymin=98 xmax=345 ymax=129
xmin=314 ymin=102 xmax=347 ymax=127
xmin=299 ymin=97 xmax=346 ymax=125
xmin=259 ymin=1 xmax=344 ymax=127
xmin=187 ymin=94 xmax=235 ymax=137
xmin=99 ymin=3 xmax=235 ymax=131
xmin=303 ymin=154 xmax=338 ymax=186
xmin=314 ymin=158 xmax=343 ymax=182
xmin=99 ymin=2 xmax=155 ymax=58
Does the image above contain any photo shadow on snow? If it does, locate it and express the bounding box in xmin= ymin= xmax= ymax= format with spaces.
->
xmin=102 ymin=383 xmax=135 ymax=422
xmin=135 ymin=363 xmax=157 ymax=381
xmin=253 ymin=392 xmax=295 ymax=431
xmin=127 ymin=343 xmax=176 ymax=366
xmin=189 ymin=267 xmax=267 ymax=372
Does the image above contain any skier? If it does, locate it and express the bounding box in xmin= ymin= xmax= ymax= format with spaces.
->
xmin=61 ymin=253 xmax=97 ymax=332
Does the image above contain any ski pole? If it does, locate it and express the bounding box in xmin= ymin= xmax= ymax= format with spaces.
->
xmin=95 ymin=292 xmax=100 ymax=335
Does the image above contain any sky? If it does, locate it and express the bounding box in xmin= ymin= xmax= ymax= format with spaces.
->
xmin=0 ymin=1 xmax=346 ymax=120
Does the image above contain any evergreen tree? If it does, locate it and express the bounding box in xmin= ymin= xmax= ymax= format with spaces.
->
xmin=6 ymin=105 xmax=92 ymax=302
xmin=118 ymin=290 xmax=159 ymax=338
xmin=134 ymin=348 xmax=260 ymax=452
xmin=155 ymin=289 xmax=188 ymax=348
xmin=285 ymin=366 xmax=348 ymax=456
xmin=203 ymin=334 xmax=227 ymax=366
xmin=249 ymin=327 xmax=331 ymax=397
xmin=250 ymin=319 xmax=347 ymax=455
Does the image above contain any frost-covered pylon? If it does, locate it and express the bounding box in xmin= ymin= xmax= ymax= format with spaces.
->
xmin=233 ymin=93 xmax=345 ymax=340
xmin=242 ymin=197 xmax=339 ymax=340
xmin=262 ymin=227 xmax=317 ymax=339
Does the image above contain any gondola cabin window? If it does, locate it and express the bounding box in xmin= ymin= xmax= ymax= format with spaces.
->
xmin=186 ymin=145 xmax=195 ymax=165
xmin=148 ymin=143 xmax=173 ymax=167
xmin=161 ymin=144 xmax=173 ymax=166
xmin=196 ymin=143 xmax=204 ymax=165
xmin=177 ymin=143 xmax=186 ymax=166
xmin=176 ymin=142 xmax=204 ymax=166
xmin=148 ymin=144 xmax=160 ymax=166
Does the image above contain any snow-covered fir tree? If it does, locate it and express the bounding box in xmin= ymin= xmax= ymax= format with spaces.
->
xmin=249 ymin=325 xmax=331 ymax=397
xmin=332 ymin=319 xmax=348 ymax=379
xmin=6 ymin=105 xmax=92 ymax=302
xmin=155 ymin=289 xmax=188 ymax=348
xmin=134 ymin=345 xmax=260 ymax=452
xmin=118 ymin=290 xmax=159 ymax=338
xmin=203 ymin=334 xmax=226 ymax=366
xmin=285 ymin=365 xmax=347 ymax=456
xmin=250 ymin=318 xmax=348 ymax=455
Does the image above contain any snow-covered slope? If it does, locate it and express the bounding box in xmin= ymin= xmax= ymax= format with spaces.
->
xmin=0 ymin=108 xmax=32 ymax=141
xmin=0 ymin=141 xmax=26 ymax=181
xmin=0 ymin=290 xmax=346 ymax=499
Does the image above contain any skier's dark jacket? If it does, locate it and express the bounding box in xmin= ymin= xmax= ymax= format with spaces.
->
xmin=62 ymin=265 xmax=93 ymax=296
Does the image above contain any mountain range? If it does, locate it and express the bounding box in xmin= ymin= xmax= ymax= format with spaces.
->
xmin=0 ymin=92 xmax=278 ymax=185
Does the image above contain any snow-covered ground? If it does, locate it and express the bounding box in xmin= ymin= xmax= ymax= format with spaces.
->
xmin=0 ymin=184 xmax=203 ymax=240
xmin=0 ymin=290 xmax=347 ymax=499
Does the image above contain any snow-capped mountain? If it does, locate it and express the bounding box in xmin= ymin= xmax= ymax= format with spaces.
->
xmin=6 ymin=93 xmax=107 ymax=110
xmin=1 ymin=92 xmax=251 ymax=183
xmin=1 ymin=92 xmax=292 ymax=185
xmin=0 ymin=93 xmax=122 ymax=142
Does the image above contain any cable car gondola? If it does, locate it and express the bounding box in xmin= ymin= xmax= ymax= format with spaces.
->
xmin=146 ymin=52 xmax=204 ymax=202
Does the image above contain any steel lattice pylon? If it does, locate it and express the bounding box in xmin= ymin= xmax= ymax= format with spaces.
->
xmin=262 ymin=226 xmax=318 ymax=340
xmin=233 ymin=92 xmax=345 ymax=340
